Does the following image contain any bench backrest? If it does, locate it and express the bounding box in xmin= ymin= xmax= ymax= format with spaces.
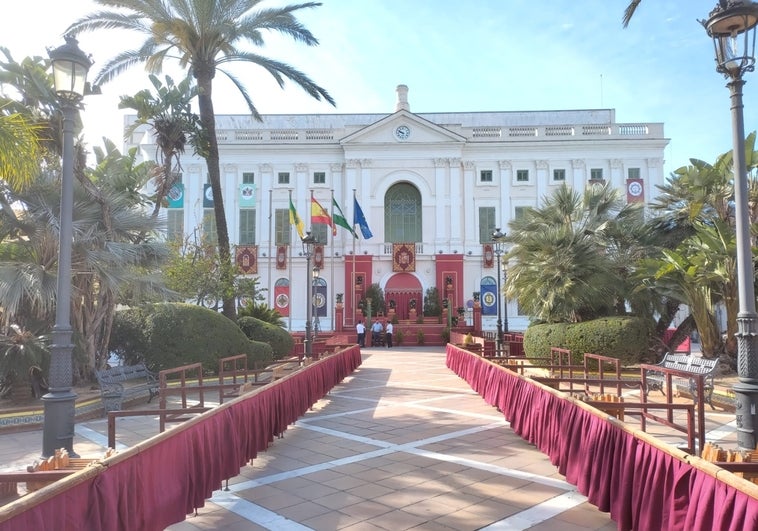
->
xmin=659 ymin=354 xmax=717 ymax=376
xmin=97 ymin=363 xmax=152 ymax=383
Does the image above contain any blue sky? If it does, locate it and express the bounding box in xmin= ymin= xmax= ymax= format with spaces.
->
xmin=3 ymin=0 xmax=755 ymax=178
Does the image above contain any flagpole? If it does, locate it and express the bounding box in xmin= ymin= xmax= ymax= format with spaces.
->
xmin=330 ymin=189 xmax=336 ymax=331
xmin=352 ymin=188 xmax=357 ymax=327
xmin=268 ymin=189 xmax=273 ymax=309
xmin=287 ymin=189 xmax=293 ymax=332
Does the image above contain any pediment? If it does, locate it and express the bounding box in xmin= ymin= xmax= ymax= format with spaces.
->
xmin=340 ymin=110 xmax=465 ymax=145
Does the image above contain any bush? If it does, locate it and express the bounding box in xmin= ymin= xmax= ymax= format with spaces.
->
xmin=110 ymin=303 xmax=273 ymax=374
xmin=237 ymin=316 xmax=294 ymax=360
xmin=395 ymin=329 xmax=405 ymax=346
xmin=523 ymin=317 xmax=650 ymax=366
xmin=417 ymin=329 xmax=425 ymax=345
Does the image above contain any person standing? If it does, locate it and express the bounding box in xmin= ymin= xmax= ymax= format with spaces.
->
xmin=356 ymin=320 xmax=366 ymax=347
xmin=385 ymin=321 xmax=393 ymax=348
xmin=371 ymin=318 xmax=383 ymax=347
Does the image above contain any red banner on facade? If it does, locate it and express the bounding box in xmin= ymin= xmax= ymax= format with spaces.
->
xmin=236 ymin=246 xmax=257 ymax=274
xmin=314 ymin=244 xmax=324 ymax=269
xmin=392 ymin=243 xmax=416 ymax=272
xmin=626 ymin=179 xmax=644 ymax=203
xmin=274 ymin=284 xmax=290 ymax=316
xmin=483 ymin=244 xmax=494 ymax=268
xmin=276 ymin=245 xmax=288 ymax=270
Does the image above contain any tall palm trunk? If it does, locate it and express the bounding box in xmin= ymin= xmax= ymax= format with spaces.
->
xmin=196 ymin=73 xmax=236 ymax=320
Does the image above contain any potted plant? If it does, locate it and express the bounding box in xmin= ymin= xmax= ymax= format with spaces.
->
xmin=416 ymin=329 xmax=425 ymax=345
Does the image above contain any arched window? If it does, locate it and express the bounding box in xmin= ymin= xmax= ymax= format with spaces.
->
xmin=385 ymin=182 xmax=422 ymax=243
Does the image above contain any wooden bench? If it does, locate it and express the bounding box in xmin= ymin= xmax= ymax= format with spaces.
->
xmin=96 ymin=363 xmax=159 ymax=413
xmin=644 ymin=353 xmax=718 ymax=408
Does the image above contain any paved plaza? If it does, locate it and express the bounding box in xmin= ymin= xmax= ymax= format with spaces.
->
xmin=0 ymin=346 xmax=743 ymax=530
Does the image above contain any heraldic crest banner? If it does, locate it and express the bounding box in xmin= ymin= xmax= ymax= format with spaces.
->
xmin=236 ymin=246 xmax=258 ymax=274
xmin=392 ymin=243 xmax=416 ymax=272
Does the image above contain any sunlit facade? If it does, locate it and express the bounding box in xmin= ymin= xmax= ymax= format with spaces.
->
xmin=127 ymin=85 xmax=669 ymax=332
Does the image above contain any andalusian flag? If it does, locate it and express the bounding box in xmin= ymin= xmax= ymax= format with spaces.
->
xmin=332 ymin=198 xmax=357 ymax=238
xmin=311 ymin=196 xmax=333 ymax=230
xmin=289 ymin=196 xmax=305 ymax=238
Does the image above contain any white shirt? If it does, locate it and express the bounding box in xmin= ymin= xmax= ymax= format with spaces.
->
xmin=385 ymin=323 xmax=394 ymax=334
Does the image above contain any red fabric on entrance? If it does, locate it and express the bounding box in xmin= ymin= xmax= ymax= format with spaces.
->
xmin=445 ymin=345 xmax=758 ymax=530
xmin=0 ymin=347 xmax=362 ymax=531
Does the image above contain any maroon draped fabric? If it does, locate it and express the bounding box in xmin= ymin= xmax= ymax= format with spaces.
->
xmin=445 ymin=344 xmax=758 ymax=531
xmin=0 ymin=347 xmax=362 ymax=531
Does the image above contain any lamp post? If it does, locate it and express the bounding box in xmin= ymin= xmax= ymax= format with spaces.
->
xmin=492 ymin=228 xmax=505 ymax=353
xmin=302 ymin=231 xmax=317 ymax=359
xmin=502 ymin=262 xmax=509 ymax=334
xmin=703 ymin=0 xmax=758 ymax=450
xmin=43 ymin=36 xmax=92 ymax=458
xmin=312 ymin=267 xmax=321 ymax=337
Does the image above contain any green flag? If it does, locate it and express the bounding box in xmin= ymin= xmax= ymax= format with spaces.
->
xmin=332 ymin=198 xmax=357 ymax=238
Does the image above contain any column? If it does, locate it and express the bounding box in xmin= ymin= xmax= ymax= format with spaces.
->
xmin=571 ymin=159 xmax=586 ymax=190
xmin=449 ymin=158 xmax=463 ymax=248
xmin=463 ymin=161 xmax=477 ymax=245
xmin=434 ymin=158 xmax=447 ymax=249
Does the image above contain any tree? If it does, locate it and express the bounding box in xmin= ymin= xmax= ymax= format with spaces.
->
xmin=622 ymin=0 xmax=642 ymax=27
xmin=0 ymin=143 xmax=172 ymax=378
xmin=68 ymin=0 xmax=336 ymax=321
xmin=506 ymin=183 xmax=645 ymax=323
xmin=0 ymin=113 xmax=41 ymax=189
xmin=119 ymin=74 xmax=200 ymax=219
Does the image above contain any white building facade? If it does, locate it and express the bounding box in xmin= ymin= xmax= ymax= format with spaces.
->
xmin=127 ymin=85 xmax=669 ymax=333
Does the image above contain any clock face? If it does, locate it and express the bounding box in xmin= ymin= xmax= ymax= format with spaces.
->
xmin=394 ymin=125 xmax=411 ymax=141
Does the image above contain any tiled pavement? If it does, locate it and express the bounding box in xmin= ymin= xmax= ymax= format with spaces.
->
xmin=0 ymin=346 xmax=741 ymax=530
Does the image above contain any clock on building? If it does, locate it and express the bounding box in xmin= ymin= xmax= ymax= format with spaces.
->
xmin=394 ymin=125 xmax=411 ymax=141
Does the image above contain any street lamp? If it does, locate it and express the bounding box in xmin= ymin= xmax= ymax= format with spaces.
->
xmin=43 ymin=35 xmax=92 ymax=458
xmin=312 ymin=267 xmax=321 ymax=337
xmin=502 ymin=261 xmax=509 ymax=334
xmin=703 ymin=0 xmax=758 ymax=450
xmin=301 ymin=231 xmax=317 ymax=359
xmin=492 ymin=228 xmax=506 ymax=354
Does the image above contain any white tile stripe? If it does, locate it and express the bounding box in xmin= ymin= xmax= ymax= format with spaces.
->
xmin=480 ymin=491 xmax=589 ymax=530
xmin=210 ymin=490 xmax=312 ymax=530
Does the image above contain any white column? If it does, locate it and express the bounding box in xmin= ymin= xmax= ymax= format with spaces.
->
xmin=463 ymin=161 xmax=477 ymax=246
xmin=434 ymin=158 xmax=447 ymax=249
xmin=571 ymin=159 xmax=585 ymax=190
xmin=535 ymin=160 xmax=548 ymax=206
xmin=498 ymin=160 xmax=512 ymax=226
xmin=295 ymin=163 xmax=309 ymax=228
xmin=610 ymin=159 xmax=623 ymax=189
xmin=449 ymin=158 xmax=463 ymax=248
xmin=223 ymin=164 xmax=237 ymax=243
xmin=646 ymin=158 xmax=663 ymax=204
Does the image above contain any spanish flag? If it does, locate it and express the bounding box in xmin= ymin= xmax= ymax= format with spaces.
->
xmin=311 ymin=196 xmax=333 ymax=232
xmin=289 ymin=196 xmax=305 ymax=238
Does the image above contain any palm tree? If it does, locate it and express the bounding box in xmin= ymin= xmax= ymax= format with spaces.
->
xmin=506 ymin=183 xmax=647 ymax=323
xmin=0 ymin=143 xmax=173 ymax=378
xmin=0 ymin=113 xmax=41 ymax=189
xmin=622 ymin=0 xmax=642 ymax=27
xmin=67 ymin=0 xmax=336 ymax=320
xmin=119 ymin=74 xmax=200 ymax=219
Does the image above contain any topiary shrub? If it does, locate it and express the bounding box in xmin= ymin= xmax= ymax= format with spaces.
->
xmin=524 ymin=317 xmax=650 ymax=367
xmin=110 ymin=303 xmax=272 ymax=374
xmin=237 ymin=316 xmax=294 ymax=360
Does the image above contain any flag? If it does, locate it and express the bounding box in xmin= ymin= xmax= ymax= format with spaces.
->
xmin=353 ymin=197 xmax=373 ymax=239
xmin=311 ymin=196 xmax=333 ymax=229
xmin=332 ymin=198 xmax=357 ymax=238
xmin=289 ymin=197 xmax=305 ymax=238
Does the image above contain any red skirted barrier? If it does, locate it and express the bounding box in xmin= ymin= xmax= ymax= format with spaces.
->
xmin=445 ymin=344 xmax=758 ymax=531
xmin=0 ymin=347 xmax=362 ymax=531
